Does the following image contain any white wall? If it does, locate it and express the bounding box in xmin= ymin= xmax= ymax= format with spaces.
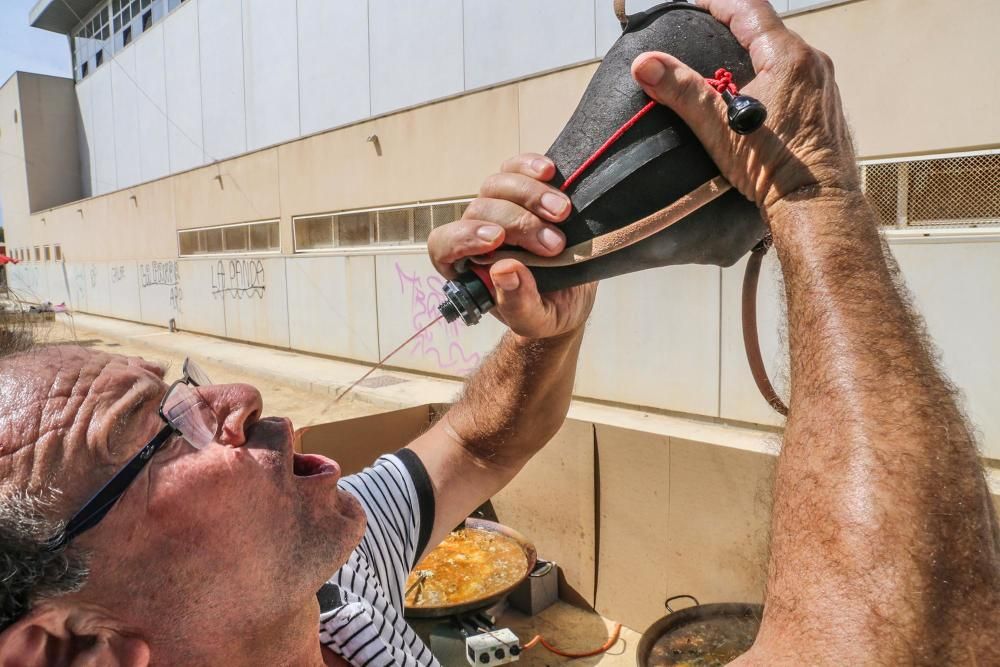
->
xmin=198 ymin=0 xmax=247 ymax=160
xmin=242 ymin=0 xmax=300 ymax=150
xmin=368 ymin=0 xmax=465 ymax=115
xmin=464 ymin=0 xmax=596 ymax=89
xmin=75 ymin=74 xmax=95 ymax=197
xmin=285 ymin=255 xmax=380 ymax=363
xmin=134 ymin=23 xmax=170 ymax=182
xmin=162 ymin=0 xmax=204 ymax=172
xmin=576 ymin=263 xmax=722 ymax=417
xmin=73 ymin=0 xmax=854 ymax=191
xmin=89 ymin=66 xmax=117 ymax=195
xmin=111 ymin=47 xmax=142 ymax=189
xmin=296 ymin=0 xmax=370 ymax=134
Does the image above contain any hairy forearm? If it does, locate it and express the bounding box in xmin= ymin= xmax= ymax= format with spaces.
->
xmin=443 ymin=327 xmax=585 ymax=469
xmin=760 ymin=191 xmax=999 ymax=661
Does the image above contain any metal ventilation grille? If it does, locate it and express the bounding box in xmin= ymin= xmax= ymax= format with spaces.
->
xmin=861 ymin=151 xmax=1000 ymax=227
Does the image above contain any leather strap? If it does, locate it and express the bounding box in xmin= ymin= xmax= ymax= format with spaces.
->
xmin=614 ymin=0 xmax=627 ymax=26
xmin=741 ymin=237 xmax=788 ymax=416
xmin=472 ymin=176 xmax=731 ymax=269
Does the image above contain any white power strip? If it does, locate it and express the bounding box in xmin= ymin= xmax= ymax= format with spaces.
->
xmin=465 ymin=628 xmax=522 ymax=665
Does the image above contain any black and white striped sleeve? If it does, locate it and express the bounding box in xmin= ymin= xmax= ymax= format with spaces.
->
xmin=337 ymin=450 xmax=436 ymax=610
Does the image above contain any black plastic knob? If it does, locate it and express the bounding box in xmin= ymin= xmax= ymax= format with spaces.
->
xmin=721 ymin=90 xmax=767 ymax=135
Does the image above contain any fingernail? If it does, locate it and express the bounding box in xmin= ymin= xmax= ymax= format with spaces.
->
xmin=531 ymin=158 xmax=551 ymax=175
xmin=540 ymin=192 xmax=569 ymax=217
xmin=537 ymin=227 xmax=564 ymax=252
xmin=476 ymin=224 xmax=502 ymax=242
xmin=636 ymin=58 xmax=666 ymax=86
xmin=493 ymin=271 xmax=520 ymax=292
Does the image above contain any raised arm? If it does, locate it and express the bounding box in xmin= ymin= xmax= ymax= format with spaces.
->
xmin=632 ymin=1 xmax=999 ymax=663
xmin=407 ymin=155 xmax=596 ymax=559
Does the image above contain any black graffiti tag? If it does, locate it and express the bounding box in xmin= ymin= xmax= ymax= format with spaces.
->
xmin=210 ymin=259 xmax=266 ymax=299
xmin=140 ymin=261 xmax=180 ymax=288
xmin=140 ymin=261 xmax=183 ymax=311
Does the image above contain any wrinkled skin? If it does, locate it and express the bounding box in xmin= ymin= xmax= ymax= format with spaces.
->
xmin=0 ymin=346 xmax=365 ymax=665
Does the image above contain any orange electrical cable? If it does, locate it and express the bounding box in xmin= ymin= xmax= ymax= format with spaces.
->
xmin=523 ymin=622 xmax=623 ymax=658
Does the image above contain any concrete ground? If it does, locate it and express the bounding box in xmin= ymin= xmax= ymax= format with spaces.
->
xmin=42 ymin=313 xmax=645 ymax=665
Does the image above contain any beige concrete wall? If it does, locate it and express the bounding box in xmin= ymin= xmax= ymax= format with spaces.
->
xmin=17 ymin=73 xmax=82 ymax=213
xmin=786 ymin=0 xmax=1000 ymax=158
xmin=173 ymin=149 xmax=281 ymax=232
xmin=0 ymin=76 xmax=30 ymax=247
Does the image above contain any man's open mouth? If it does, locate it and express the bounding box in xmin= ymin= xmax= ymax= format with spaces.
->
xmin=293 ymin=452 xmax=341 ymax=478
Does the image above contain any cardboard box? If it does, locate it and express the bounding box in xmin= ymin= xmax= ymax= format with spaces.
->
xmin=294 ymin=403 xmax=798 ymax=633
xmin=294 ymin=403 xmax=443 ymax=475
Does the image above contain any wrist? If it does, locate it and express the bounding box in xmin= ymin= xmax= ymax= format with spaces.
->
xmin=765 ymin=187 xmax=872 ymax=239
xmin=510 ymin=322 xmax=586 ymax=349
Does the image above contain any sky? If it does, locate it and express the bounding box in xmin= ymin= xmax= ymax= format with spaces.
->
xmin=0 ymin=0 xmax=73 ymax=84
xmin=0 ymin=0 xmax=73 ymax=227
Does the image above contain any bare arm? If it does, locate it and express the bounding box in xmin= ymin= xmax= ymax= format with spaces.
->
xmin=633 ymin=0 xmax=999 ymax=663
xmin=758 ymin=192 xmax=1000 ymax=664
xmin=409 ymin=153 xmax=596 ymax=559
xmin=407 ymin=326 xmax=585 ymax=560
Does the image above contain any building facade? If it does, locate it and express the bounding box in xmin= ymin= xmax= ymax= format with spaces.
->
xmin=2 ymin=0 xmax=999 ymax=456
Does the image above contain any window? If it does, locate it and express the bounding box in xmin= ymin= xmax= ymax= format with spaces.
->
xmin=250 ymin=220 xmax=280 ymax=251
xmin=861 ymin=151 xmax=1000 ymax=227
xmin=293 ymin=199 xmax=472 ymax=252
xmin=72 ymin=0 xmax=180 ymax=74
xmin=223 ymin=225 xmax=248 ymax=252
xmin=336 ymin=212 xmax=375 ymax=247
xmin=33 ymin=247 xmax=40 ymax=262
xmin=72 ymin=3 xmax=110 ymax=80
xmin=43 ymin=247 xmax=51 ymax=262
xmin=54 ymin=245 xmax=63 ymax=261
xmin=294 ymin=216 xmax=333 ymax=250
xmin=376 ymin=209 xmax=411 ymax=245
xmin=178 ymin=220 xmax=280 ymax=257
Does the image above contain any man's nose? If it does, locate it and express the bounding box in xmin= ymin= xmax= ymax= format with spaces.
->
xmin=203 ymin=383 xmax=263 ymax=447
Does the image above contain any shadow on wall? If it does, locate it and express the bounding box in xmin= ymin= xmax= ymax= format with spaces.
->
xmin=76 ymin=101 xmax=92 ymax=199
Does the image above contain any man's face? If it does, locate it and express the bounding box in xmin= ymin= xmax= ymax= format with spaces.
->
xmin=0 ymin=346 xmax=365 ymax=652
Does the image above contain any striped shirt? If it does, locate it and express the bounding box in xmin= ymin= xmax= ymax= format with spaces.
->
xmin=318 ymin=450 xmax=440 ymax=667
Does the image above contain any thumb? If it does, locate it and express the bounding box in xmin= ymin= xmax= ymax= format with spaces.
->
xmin=631 ymin=52 xmax=732 ymax=161
xmin=490 ymin=260 xmax=553 ymax=336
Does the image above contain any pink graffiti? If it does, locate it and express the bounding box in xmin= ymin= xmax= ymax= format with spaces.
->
xmin=395 ymin=263 xmax=481 ymax=374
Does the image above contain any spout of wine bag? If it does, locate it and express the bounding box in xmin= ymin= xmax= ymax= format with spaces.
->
xmin=438 ymin=1 xmax=767 ymax=326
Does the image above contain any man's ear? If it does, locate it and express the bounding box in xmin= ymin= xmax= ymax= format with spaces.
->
xmin=0 ymin=604 xmax=150 ymax=667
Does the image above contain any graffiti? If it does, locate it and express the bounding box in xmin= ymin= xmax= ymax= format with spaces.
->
xmin=71 ymin=266 xmax=88 ymax=307
xmin=140 ymin=260 xmax=179 ymax=288
xmin=110 ymin=265 xmax=127 ymax=283
xmin=394 ymin=262 xmax=481 ymax=374
xmin=140 ymin=260 xmax=183 ymax=312
xmin=211 ymin=259 xmax=266 ymax=299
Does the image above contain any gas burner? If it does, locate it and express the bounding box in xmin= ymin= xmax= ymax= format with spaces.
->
xmin=410 ymin=611 xmax=522 ymax=666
